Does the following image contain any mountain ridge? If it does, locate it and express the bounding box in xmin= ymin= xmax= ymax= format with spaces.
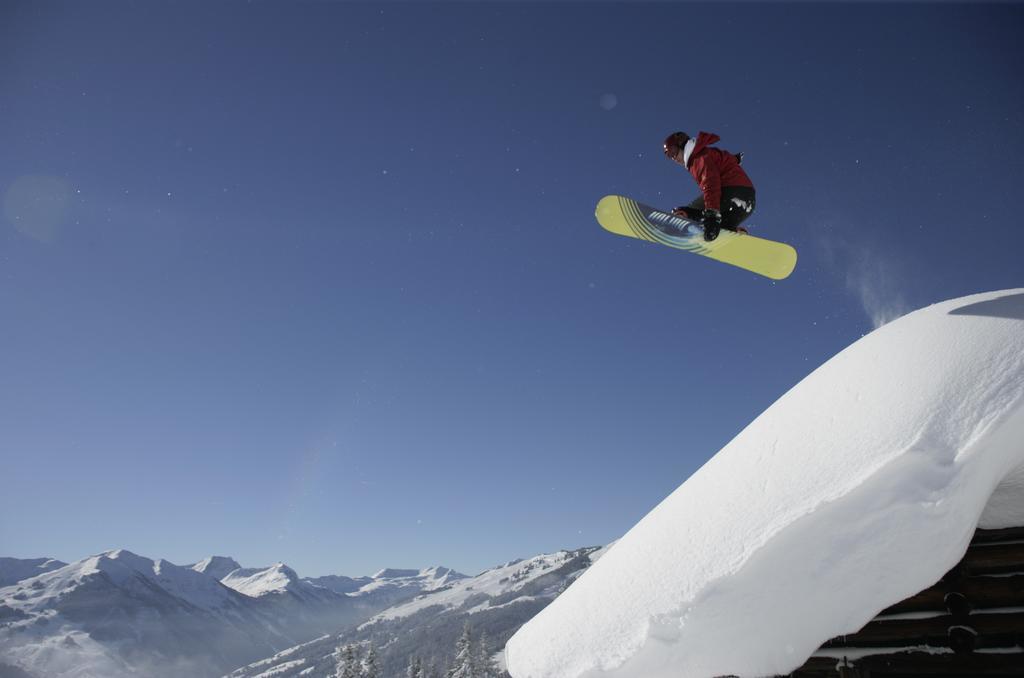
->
xmin=0 ymin=550 xmax=471 ymax=678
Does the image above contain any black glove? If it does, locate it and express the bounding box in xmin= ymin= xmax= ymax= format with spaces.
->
xmin=702 ymin=209 xmax=722 ymax=227
xmin=734 ymin=152 xmax=744 ymax=165
xmin=702 ymin=209 xmax=722 ymax=242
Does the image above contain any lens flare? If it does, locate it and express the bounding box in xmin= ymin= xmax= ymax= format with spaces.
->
xmin=3 ymin=175 xmax=72 ymax=243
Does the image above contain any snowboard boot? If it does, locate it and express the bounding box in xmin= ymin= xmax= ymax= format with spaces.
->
xmin=703 ymin=223 xmax=721 ymax=242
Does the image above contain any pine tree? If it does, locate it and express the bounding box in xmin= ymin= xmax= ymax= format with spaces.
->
xmin=475 ymin=632 xmax=500 ymax=678
xmin=362 ymin=642 xmax=380 ymax=678
xmin=406 ymin=656 xmax=423 ymax=678
xmin=423 ymin=658 xmax=442 ymax=678
xmin=338 ymin=644 xmax=362 ymax=678
xmin=446 ymin=623 xmax=476 ymax=678
xmin=334 ymin=644 xmax=347 ymax=678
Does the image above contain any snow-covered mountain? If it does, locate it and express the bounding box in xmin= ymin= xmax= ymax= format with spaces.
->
xmin=0 ymin=559 xmax=66 ymax=589
xmin=216 ymin=562 xmax=373 ymax=642
xmin=506 ymin=289 xmax=1024 ymax=678
xmin=222 ymin=563 xmax=334 ymax=601
xmin=211 ymin=560 xmax=468 ymax=639
xmin=227 ymin=546 xmax=606 ymax=678
xmin=0 ymin=551 xmax=464 ymax=678
xmin=190 ymin=557 xmax=463 ymax=606
xmin=192 ymin=555 xmax=243 ymax=581
xmin=303 ymin=573 xmax=375 ymax=595
xmin=0 ymin=549 xmax=293 ymax=678
xmin=314 ymin=566 xmax=467 ymax=610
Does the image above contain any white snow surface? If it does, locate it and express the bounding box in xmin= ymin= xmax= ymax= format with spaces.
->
xmin=351 ymin=565 xmax=466 ymax=595
xmin=365 ymin=548 xmax=603 ymax=626
xmin=6 ymin=549 xmax=241 ymax=613
xmin=191 ymin=555 xmax=243 ymax=581
xmin=221 ymin=563 xmax=306 ymax=597
xmin=506 ymin=289 xmax=1024 ymax=678
xmin=0 ymin=557 xmax=66 ymax=587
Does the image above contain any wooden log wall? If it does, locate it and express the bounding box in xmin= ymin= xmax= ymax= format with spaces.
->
xmin=787 ymin=526 xmax=1024 ymax=677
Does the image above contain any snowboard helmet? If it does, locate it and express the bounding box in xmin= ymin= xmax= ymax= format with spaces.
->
xmin=663 ymin=131 xmax=689 ymax=158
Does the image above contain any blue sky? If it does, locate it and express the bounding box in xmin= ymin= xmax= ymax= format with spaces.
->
xmin=2 ymin=2 xmax=1022 ymax=577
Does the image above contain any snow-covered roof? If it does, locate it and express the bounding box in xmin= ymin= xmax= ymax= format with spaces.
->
xmin=506 ymin=289 xmax=1024 ymax=678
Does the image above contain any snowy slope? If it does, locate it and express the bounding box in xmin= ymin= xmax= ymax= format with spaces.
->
xmin=0 ymin=550 xmax=445 ymax=678
xmin=0 ymin=558 xmax=66 ymax=588
xmin=222 ymin=564 xmax=316 ymax=598
xmin=0 ymin=546 xmax=470 ymax=677
xmin=192 ymin=555 xmax=243 ymax=581
xmin=367 ymin=549 xmax=605 ymax=625
xmin=344 ymin=566 xmax=466 ymax=600
xmin=6 ymin=549 xmax=247 ymax=613
xmin=210 ymin=561 xmax=463 ymax=607
xmin=0 ymin=550 xmax=288 ymax=678
xmin=302 ymin=573 xmax=374 ymax=595
xmin=198 ymin=561 xmax=394 ymax=653
xmin=506 ymin=289 xmax=1024 ymax=678
xmin=227 ymin=547 xmax=606 ymax=678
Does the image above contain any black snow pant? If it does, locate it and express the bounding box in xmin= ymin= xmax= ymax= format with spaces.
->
xmin=683 ymin=186 xmax=756 ymax=232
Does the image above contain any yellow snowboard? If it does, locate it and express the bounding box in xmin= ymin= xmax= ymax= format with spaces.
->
xmin=595 ymin=195 xmax=797 ymax=280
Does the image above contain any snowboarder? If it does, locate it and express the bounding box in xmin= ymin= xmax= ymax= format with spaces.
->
xmin=663 ymin=131 xmax=756 ymax=241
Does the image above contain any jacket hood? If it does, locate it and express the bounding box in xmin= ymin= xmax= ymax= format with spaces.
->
xmin=685 ymin=131 xmax=721 ymax=167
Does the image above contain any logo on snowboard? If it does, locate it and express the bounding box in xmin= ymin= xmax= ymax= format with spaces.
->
xmin=647 ymin=210 xmax=697 ymax=235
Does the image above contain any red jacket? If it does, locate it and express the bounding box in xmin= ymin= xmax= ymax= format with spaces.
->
xmin=684 ymin=131 xmax=753 ymax=211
